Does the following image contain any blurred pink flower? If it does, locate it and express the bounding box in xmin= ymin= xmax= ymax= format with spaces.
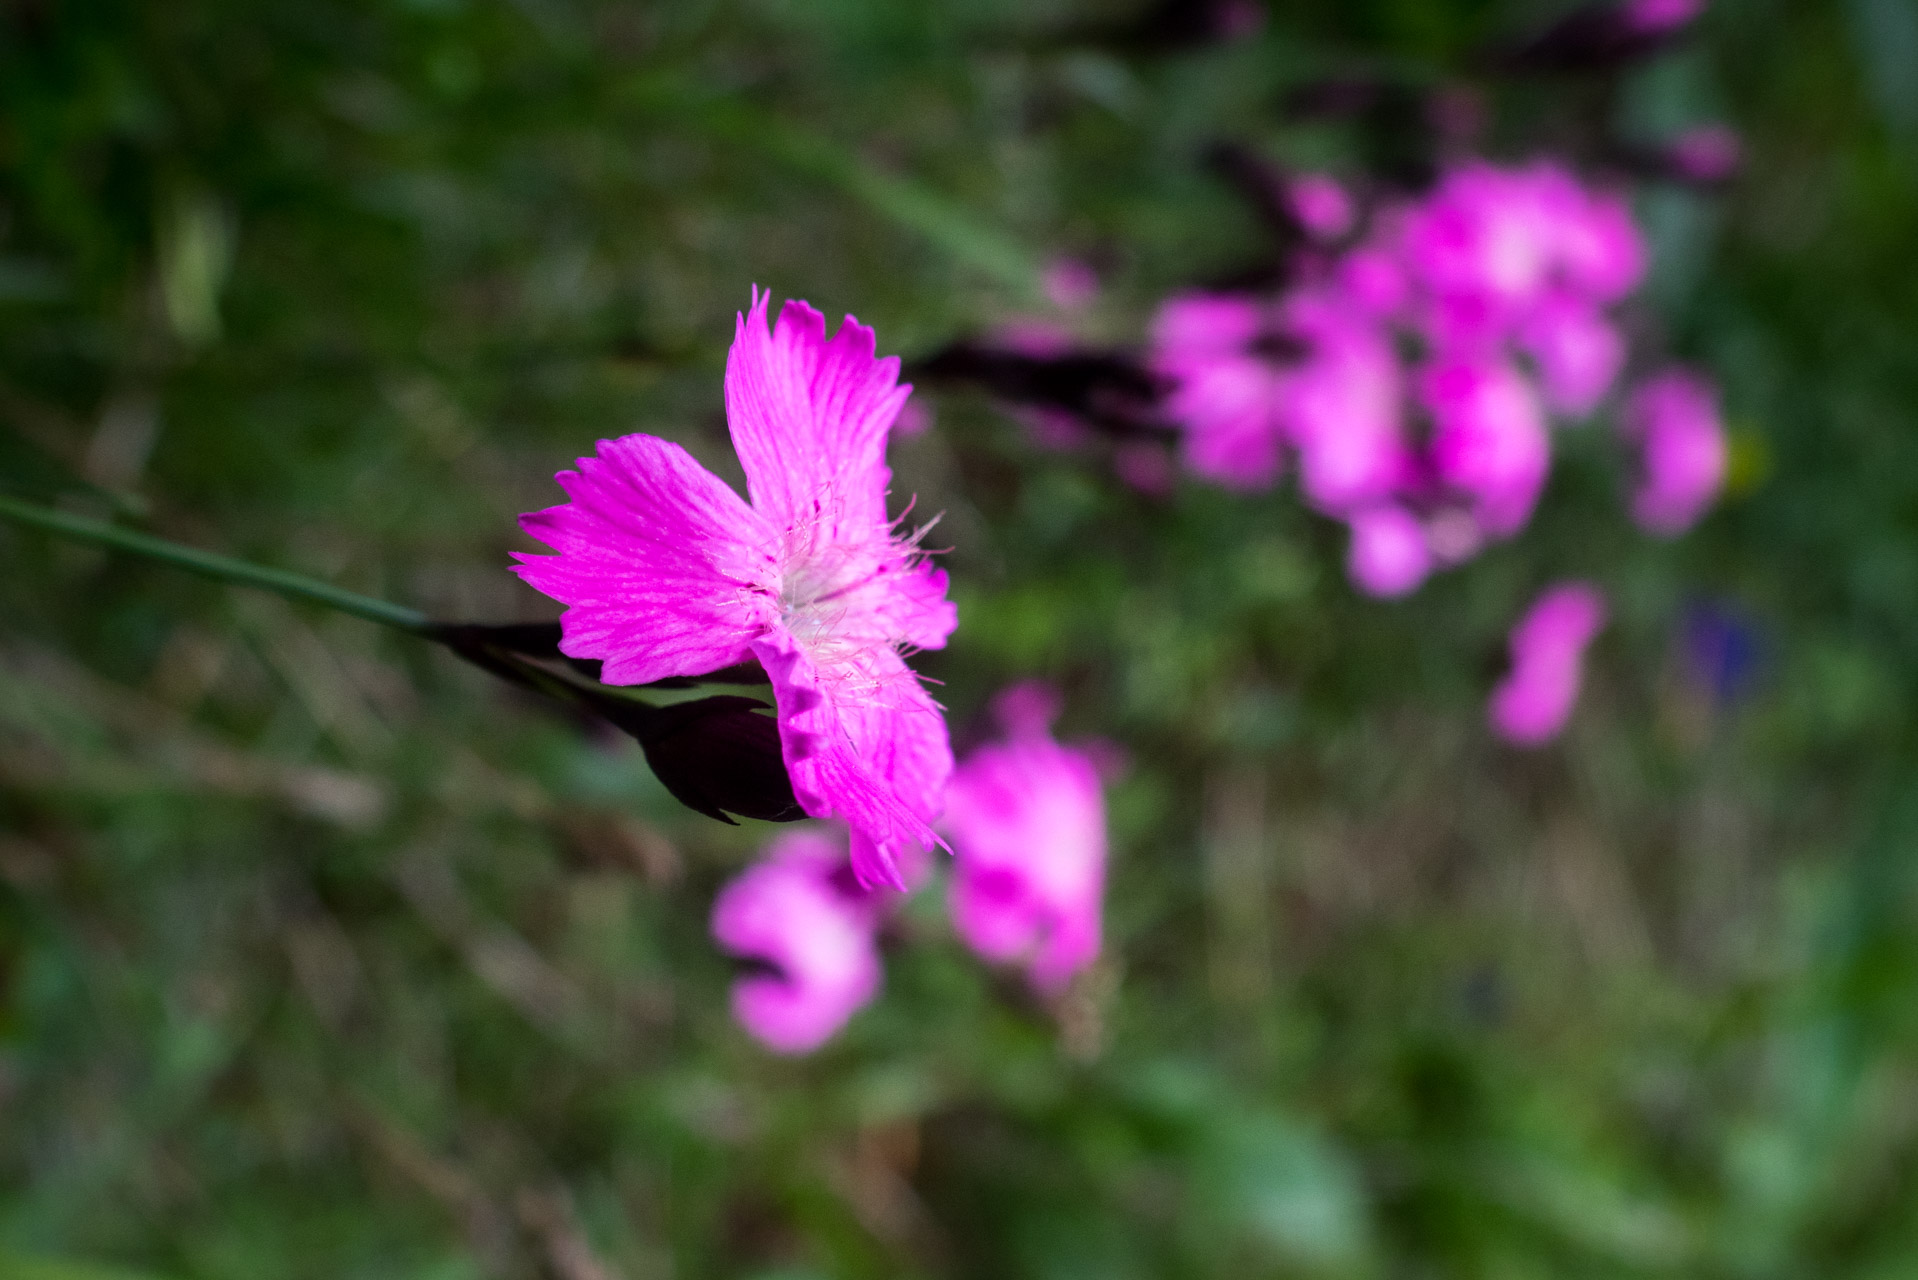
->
xmin=892 ymin=399 xmax=935 ymax=438
xmin=1543 ymin=176 xmax=1645 ymax=304
xmin=1664 ymin=124 xmax=1742 ymax=183
xmin=1623 ymin=369 xmax=1727 ymax=535
xmin=1403 ymin=163 xmax=1562 ymax=335
xmin=1041 ymin=258 xmax=1101 ymax=311
xmin=1622 ymin=0 xmax=1704 ymax=36
xmin=1150 ymin=293 xmax=1288 ymax=488
xmin=1405 ymin=163 xmax=1644 ymax=349
xmin=1113 ymin=441 xmax=1177 ymax=496
xmin=516 ymin=289 xmax=954 ymax=889
xmin=1281 ymin=293 xmax=1407 ymax=512
xmin=1518 ymin=291 xmax=1625 ymax=416
xmin=995 ymin=318 xmax=1077 ymax=358
xmin=944 ymin=683 xmax=1109 ymax=994
xmin=1337 ymin=243 xmax=1411 ymax=317
xmin=1489 ymin=582 xmax=1607 ymax=745
xmin=1423 ymin=508 xmax=1487 ymax=566
xmin=1287 ymin=173 xmax=1356 ymax=240
xmin=1422 ymin=358 xmax=1551 ymax=536
xmin=711 ymin=828 xmax=883 ymax=1054
xmin=1346 ymin=505 xmax=1431 ymax=597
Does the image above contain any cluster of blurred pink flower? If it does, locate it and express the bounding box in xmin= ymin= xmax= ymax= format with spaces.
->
xmin=711 ymin=682 xmax=1112 ymax=1054
xmin=1151 ymin=159 xmax=1728 ymax=599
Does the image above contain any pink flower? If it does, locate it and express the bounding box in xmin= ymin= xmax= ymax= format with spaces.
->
xmin=1664 ymin=124 xmax=1742 ymax=184
xmin=1622 ymin=0 xmax=1704 ymax=36
xmin=892 ymin=400 xmax=935 ymax=439
xmin=1337 ymin=243 xmax=1411 ymax=318
xmin=516 ymin=289 xmax=956 ymax=889
xmin=1422 ymin=357 xmax=1551 ymax=536
xmin=943 ymin=683 xmax=1109 ymax=994
xmin=1622 ymin=369 xmax=1727 ymax=535
xmin=1150 ymin=293 xmax=1288 ymax=489
xmin=1041 ymin=258 xmax=1101 ymax=311
xmin=711 ymin=828 xmax=882 ymax=1054
xmin=1405 ymin=164 xmax=1644 ymax=346
xmin=1287 ymin=173 xmax=1356 ymax=241
xmin=1280 ymin=294 xmax=1407 ymax=512
xmin=1346 ymin=505 xmax=1431 ymax=598
xmin=1113 ymin=441 xmax=1177 ymax=497
xmin=1544 ymin=179 xmax=1645 ymax=304
xmin=1403 ymin=163 xmax=1562 ymax=335
xmin=995 ymin=318 xmax=1077 ymax=358
xmin=1518 ymin=291 xmax=1625 ymax=416
xmin=1489 ymin=582 xmax=1607 ymax=745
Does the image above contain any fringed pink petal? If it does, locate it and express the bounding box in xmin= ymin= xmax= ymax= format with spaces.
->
xmin=724 ymin=288 xmax=912 ymax=543
xmin=514 ymin=434 xmax=778 ymax=685
xmin=888 ymin=562 xmax=959 ymax=654
xmin=752 ymin=630 xmax=951 ymax=890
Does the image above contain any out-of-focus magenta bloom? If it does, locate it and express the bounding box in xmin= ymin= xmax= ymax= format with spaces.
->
xmin=1135 ymin=152 xmax=1708 ymax=597
xmin=1150 ymin=293 xmax=1288 ymax=488
xmin=1664 ymin=124 xmax=1742 ymax=183
xmin=1287 ymin=173 xmax=1356 ymax=241
xmin=996 ymin=318 xmax=1077 ymax=359
xmin=1423 ymin=508 xmax=1487 ymax=566
xmin=1342 ymin=243 xmax=1419 ymax=318
xmin=1623 ymin=369 xmax=1727 ymax=535
xmin=943 ymin=683 xmax=1109 ymax=994
xmin=1547 ymin=181 xmax=1645 ymax=304
xmin=1489 ymin=582 xmax=1607 ymax=745
xmin=1423 ymin=358 xmax=1551 ymax=535
xmin=1346 ymin=505 xmax=1431 ymax=598
xmin=1281 ymin=294 xmax=1406 ymax=512
xmin=1041 ymin=258 xmax=1101 ymax=311
xmin=1113 ymin=441 xmax=1177 ymax=497
xmin=711 ymin=828 xmax=882 ymax=1054
xmin=892 ymin=399 xmax=935 ymax=439
xmin=516 ymin=289 xmax=955 ymax=889
xmin=1406 ymin=163 xmax=1645 ymax=348
xmin=1403 ymin=163 xmax=1562 ymax=335
xmin=1518 ymin=291 xmax=1625 ymax=416
xmin=1622 ymin=0 xmax=1704 ymax=35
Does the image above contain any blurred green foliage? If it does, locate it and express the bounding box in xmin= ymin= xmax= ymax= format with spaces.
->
xmin=3 ymin=0 xmax=1918 ymax=1276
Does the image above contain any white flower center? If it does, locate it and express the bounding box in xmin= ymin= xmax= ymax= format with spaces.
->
xmin=776 ymin=543 xmax=892 ymax=662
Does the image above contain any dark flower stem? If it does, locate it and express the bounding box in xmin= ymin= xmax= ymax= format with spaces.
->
xmin=0 ymin=494 xmax=431 ymax=633
xmin=0 ymin=493 xmax=799 ymax=824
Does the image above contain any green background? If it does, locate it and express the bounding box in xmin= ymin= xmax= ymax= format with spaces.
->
xmin=3 ymin=0 xmax=1918 ymax=1275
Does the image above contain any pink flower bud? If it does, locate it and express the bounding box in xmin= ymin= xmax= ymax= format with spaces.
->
xmin=1286 ymin=173 xmax=1356 ymax=240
